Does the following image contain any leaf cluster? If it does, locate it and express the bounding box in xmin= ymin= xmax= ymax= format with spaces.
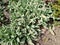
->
xmin=0 ymin=0 xmax=53 ymax=45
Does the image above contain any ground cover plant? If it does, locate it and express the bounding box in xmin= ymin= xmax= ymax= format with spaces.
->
xmin=52 ymin=0 xmax=60 ymax=18
xmin=0 ymin=0 xmax=54 ymax=45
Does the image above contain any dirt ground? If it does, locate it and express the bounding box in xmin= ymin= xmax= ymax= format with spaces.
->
xmin=43 ymin=25 xmax=60 ymax=45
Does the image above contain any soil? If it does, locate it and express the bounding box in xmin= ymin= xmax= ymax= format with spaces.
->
xmin=0 ymin=0 xmax=10 ymax=25
xmin=43 ymin=25 xmax=60 ymax=45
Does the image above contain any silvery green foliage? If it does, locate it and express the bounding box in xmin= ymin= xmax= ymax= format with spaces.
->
xmin=0 ymin=0 xmax=53 ymax=45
